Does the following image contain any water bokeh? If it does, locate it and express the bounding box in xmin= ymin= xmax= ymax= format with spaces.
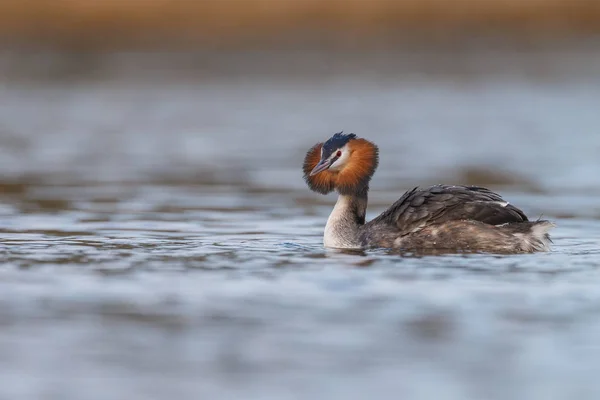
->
xmin=1 ymin=46 xmax=600 ymax=399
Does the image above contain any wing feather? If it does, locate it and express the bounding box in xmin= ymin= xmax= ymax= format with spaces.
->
xmin=369 ymin=185 xmax=528 ymax=236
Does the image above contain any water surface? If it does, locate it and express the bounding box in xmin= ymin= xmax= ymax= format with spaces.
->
xmin=1 ymin=49 xmax=600 ymax=399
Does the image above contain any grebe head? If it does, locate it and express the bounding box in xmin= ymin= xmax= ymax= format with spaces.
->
xmin=303 ymin=132 xmax=379 ymax=195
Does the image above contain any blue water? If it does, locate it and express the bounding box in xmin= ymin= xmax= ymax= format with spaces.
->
xmin=1 ymin=48 xmax=600 ymax=399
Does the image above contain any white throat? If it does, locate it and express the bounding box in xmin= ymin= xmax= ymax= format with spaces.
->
xmin=323 ymin=195 xmax=362 ymax=249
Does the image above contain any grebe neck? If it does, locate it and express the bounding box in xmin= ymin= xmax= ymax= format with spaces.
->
xmin=323 ymin=188 xmax=368 ymax=249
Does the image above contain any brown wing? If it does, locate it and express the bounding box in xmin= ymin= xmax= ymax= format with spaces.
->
xmin=368 ymin=185 xmax=528 ymax=236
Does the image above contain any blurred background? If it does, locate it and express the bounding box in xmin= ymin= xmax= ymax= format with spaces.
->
xmin=1 ymin=1 xmax=600 ymax=399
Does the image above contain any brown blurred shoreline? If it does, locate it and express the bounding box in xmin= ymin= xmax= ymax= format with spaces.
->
xmin=1 ymin=0 xmax=600 ymax=50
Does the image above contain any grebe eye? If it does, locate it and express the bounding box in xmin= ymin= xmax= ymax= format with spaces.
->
xmin=336 ymin=150 xmax=342 ymax=157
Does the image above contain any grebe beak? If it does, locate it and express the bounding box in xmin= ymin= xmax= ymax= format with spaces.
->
xmin=310 ymin=159 xmax=332 ymax=176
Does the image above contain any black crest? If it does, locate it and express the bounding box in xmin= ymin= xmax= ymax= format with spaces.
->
xmin=322 ymin=132 xmax=356 ymax=158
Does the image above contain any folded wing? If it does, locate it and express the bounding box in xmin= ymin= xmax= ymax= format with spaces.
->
xmin=370 ymin=185 xmax=528 ymax=236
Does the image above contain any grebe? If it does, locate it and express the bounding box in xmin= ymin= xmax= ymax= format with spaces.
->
xmin=303 ymin=132 xmax=554 ymax=254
